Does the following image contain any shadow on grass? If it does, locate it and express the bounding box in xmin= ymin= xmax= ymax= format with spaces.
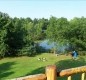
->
xmin=55 ymin=57 xmax=86 ymax=70
xmin=0 ymin=62 xmax=16 ymax=79
xmin=25 ymin=67 xmax=45 ymax=76
xmin=55 ymin=57 xmax=86 ymax=80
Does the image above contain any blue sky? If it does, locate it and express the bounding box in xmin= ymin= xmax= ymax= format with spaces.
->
xmin=0 ymin=0 xmax=86 ymax=20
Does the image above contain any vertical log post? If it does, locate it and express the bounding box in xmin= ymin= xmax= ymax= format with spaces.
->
xmin=67 ymin=76 xmax=71 ymax=80
xmin=46 ymin=65 xmax=57 ymax=80
xmin=81 ymin=73 xmax=85 ymax=80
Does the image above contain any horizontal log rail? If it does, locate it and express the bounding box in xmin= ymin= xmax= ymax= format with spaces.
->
xmin=13 ymin=74 xmax=46 ymax=80
xmin=57 ymin=66 xmax=86 ymax=77
xmin=23 ymin=74 xmax=46 ymax=80
xmin=12 ymin=65 xmax=86 ymax=80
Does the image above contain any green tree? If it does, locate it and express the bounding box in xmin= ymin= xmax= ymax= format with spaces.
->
xmin=0 ymin=12 xmax=10 ymax=57
xmin=46 ymin=17 xmax=69 ymax=53
xmin=67 ymin=17 xmax=86 ymax=50
xmin=6 ymin=18 xmax=25 ymax=56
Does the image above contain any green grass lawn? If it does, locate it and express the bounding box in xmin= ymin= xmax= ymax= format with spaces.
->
xmin=0 ymin=53 xmax=86 ymax=80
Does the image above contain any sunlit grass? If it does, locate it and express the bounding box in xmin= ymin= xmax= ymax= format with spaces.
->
xmin=0 ymin=53 xmax=86 ymax=80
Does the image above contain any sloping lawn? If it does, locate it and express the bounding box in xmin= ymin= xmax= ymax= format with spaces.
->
xmin=0 ymin=53 xmax=86 ymax=80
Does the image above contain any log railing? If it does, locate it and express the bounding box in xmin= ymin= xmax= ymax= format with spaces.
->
xmin=14 ymin=65 xmax=86 ymax=80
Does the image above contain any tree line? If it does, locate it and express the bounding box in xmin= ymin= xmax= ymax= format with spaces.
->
xmin=0 ymin=12 xmax=86 ymax=58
